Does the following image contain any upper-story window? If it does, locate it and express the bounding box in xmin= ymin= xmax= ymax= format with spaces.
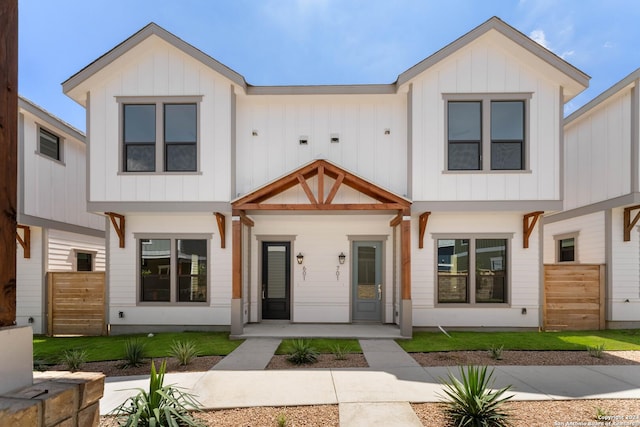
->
xmin=554 ymin=232 xmax=578 ymax=263
xmin=445 ymin=93 xmax=530 ymax=172
xmin=119 ymin=96 xmax=201 ymax=173
xmin=38 ymin=127 xmax=62 ymax=161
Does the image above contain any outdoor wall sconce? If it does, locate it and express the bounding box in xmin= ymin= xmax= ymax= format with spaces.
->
xmin=330 ymin=133 xmax=340 ymax=143
xmin=296 ymin=253 xmax=304 ymax=264
xmin=338 ymin=252 xmax=346 ymax=264
xmin=299 ymin=136 xmax=308 ymax=145
xmin=384 ymin=128 xmax=391 ymax=135
xmin=118 ymin=311 xmax=125 ymax=318
xmin=252 ymin=130 xmax=258 ymax=136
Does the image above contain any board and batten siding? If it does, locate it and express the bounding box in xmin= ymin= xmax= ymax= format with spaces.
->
xmin=21 ymin=110 xmax=104 ymax=231
xmin=249 ymin=215 xmax=395 ymax=324
xmin=16 ymin=226 xmax=45 ymax=334
xmin=411 ymin=212 xmax=540 ymax=328
xmin=235 ymin=94 xmax=407 ymax=197
xmin=610 ymin=207 xmax=640 ymax=322
xmin=564 ymin=90 xmax=631 ymax=211
xmin=107 ymin=214 xmax=231 ymax=326
xmin=543 ymin=212 xmax=605 ymax=264
xmin=88 ymin=36 xmax=232 ymax=203
xmin=410 ymin=31 xmax=562 ymax=202
xmin=47 ymin=229 xmax=105 ymax=272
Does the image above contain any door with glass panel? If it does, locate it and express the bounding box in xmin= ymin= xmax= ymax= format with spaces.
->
xmin=262 ymin=242 xmax=291 ymax=320
xmin=352 ymin=241 xmax=382 ymax=321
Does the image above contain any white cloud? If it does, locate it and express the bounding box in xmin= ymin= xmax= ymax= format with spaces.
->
xmin=529 ymin=29 xmax=549 ymax=49
xmin=560 ymin=50 xmax=575 ymax=59
xmin=603 ymin=41 xmax=615 ymax=48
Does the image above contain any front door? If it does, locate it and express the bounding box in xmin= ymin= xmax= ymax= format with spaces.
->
xmin=262 ymin=242 xmax=291 ymax=320
xmin=352 ymin=241 xmax=382 ymax=321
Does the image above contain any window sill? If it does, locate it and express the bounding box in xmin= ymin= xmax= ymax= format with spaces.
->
xmin=136 ymin=302 xmax=210 ymax=306
xmin=442 ymin=169 xmax=532 ymax=175
xmin=34 ymin=150 xmax=65 ymax=166
xmin=435 ymin=303 xmax=511 ymax=308
xmin=118 ymin=171 xmax=203 ymax=176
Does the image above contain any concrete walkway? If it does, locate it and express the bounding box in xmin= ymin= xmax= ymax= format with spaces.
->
xmin=100 ymin=339 xmax=640 ymax=426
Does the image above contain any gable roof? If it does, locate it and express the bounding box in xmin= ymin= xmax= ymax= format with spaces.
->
xmin=19 ymin=96 xmax=85 ymax=142
xmin=232 ymin=159 xmax=411 ymax=213
xmin=63 ymin=17 xmax=588 ymax=100
xmin=62 ymin=22 xmax=248 ymax=99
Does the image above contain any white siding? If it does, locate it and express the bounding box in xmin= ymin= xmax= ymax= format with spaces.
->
xmin=542 ymin=212 xmax=605 ymax=264
xmin=236 ymin=94 xmax=407 ymax=197
xmin=88 ymin=36 xmax=232 ymax=203
xmin=16 ymin=226 xmax=45 ymax=334
xmin=410 ymin=31 xmax=562 ymax=202
xmin=610 ymin=207 xmax=640 ymax=321
xmin=564 ymin=90 xmax=631 ymax=210
xmin=47 ymin=229 xmax=106 ymax=272
xmin=250 ymin=215 xmax=395 ymax=324
xmin=20 ymin=111 xmax=104 ymax=231
xmin=412 ymin=212 xmax=540 ymax=328
xmin=108 ymin=214 xmax=231 ymax=326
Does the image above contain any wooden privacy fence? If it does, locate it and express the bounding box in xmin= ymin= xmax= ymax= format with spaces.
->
xmin=47 ymin=272 xmax=106 ymax=336
xmin=543 ymin=264 xmax=605 ymax=331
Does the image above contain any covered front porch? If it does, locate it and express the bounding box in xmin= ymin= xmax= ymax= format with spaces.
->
xmin=233 ymin=322 xmax=404 ymax=339
xmin=229 ymin=159 xmax=414 ymax=337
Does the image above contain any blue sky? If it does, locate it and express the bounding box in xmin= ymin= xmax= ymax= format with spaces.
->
xmin=19 ymin=0 xmax=640 ymax=131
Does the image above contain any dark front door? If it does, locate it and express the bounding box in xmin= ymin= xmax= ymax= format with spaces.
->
xmin=352 ymin=241 xmax=382 ymax=321
xmin=262 ymin=242 xmax=291 ymax=320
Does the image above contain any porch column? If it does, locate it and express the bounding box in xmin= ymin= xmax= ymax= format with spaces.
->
xmin=400 ymin=212 xmax=412 ymax=337
xmin=230 ymin=215 xmax=243 ymax=336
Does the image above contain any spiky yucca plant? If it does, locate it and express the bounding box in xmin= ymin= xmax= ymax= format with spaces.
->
xmin=286 ymin=339 xmax=319 ymax=365
xmin=439 ymin=365 xmax=513 ymax=427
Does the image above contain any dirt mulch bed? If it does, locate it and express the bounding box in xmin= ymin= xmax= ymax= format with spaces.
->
xmin=266 ymin=353 xmax=369 ymax=369
xmin=411 ymin=350 xmax=640 ymax=366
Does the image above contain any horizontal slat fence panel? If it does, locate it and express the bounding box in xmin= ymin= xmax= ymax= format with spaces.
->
xmin=543 ymin=264 xmax=605 ymax=331
xmin=47 ymin=272 xmax=106 ymax=336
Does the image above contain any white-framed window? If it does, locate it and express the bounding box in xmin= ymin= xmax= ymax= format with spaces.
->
xmin=118 ymin=96 xmax=202 ymax=173
xmin=444 ymin=93 xmax=531 ymax=171
xmin=554 ymin=232 xmax=578 ymax=263
xmin=38 ymin=126 xmax=63 ymax=162
xmin=435 ymin=234 xmax=511 ymax=305
xmin=137 ymin=234 xmax=210 ymax=304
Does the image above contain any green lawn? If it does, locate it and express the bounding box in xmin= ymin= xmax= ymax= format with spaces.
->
xmin=275 ymin=338 xmax=362 ymax=355
xmin=397 ymin=329 xmax=640 ymax=353
xmin=33 ymin=331 xmax=242 ymax=364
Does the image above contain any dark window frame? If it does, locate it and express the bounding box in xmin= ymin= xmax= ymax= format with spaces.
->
xmin=38 ymin=126 xmax=63 ymax=162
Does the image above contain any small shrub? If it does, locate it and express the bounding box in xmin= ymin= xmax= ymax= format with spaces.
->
xmin=276 ymin=412 xmax=287 ymax=427
xmin=169 ymin=339 xmax=200 ymax=366
xmin=489 ymin=344 xmax=504 ymax=360
xmin=330 ymin=343 xmax=351 ymax=360
xmin=33 ymin=353 xmax=48 ymax=372
xmin=595 ymin=406 xmax=610 ymax=420
xmin=122 ymin=338 xmax=146 ymax=368
xmin=439 ymin=365 xmax=513 ymax=427
xmin=60 ymin=349 xmax=88 ymax=372
xmin=286 ymin=339 xmax=318 ymax=365
xmin=587 ymin=343 xmax=605 ymax=359
xmin=109 ymin=359 xmax=204 ymax=426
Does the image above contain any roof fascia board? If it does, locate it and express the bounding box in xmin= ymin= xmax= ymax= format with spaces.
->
xmin=411 ymin=199 xmax=562 ymax=212
xmin=397 ymin=17 xmax=589 ymax=89
xmin=18 ymin=96 xmax=85 ymax=142
xmin=246 ymin=84 xmax=397 ymax=95
xmin=565 ymin=68 xmax=640 ymax=125
xmin=62 ymin=23 xmax=247 ymax=96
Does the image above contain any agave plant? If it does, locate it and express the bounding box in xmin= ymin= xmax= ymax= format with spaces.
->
xmin=169 ymin=339 xmax=200 ymax=366
xmin=439 ymin=365 xmax=513 ymax=427
xmin=109 ymin=359 xmax=204 ymax=426
xmin=286 ymin=339 xmax=319 ymax=365
xmin=122 ymin=338 xmax=146 ymax=368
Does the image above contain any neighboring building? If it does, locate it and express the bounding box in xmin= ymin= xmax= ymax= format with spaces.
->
xmin=16 ymin=97 xmax=106 ymax=334
xmin=543 ymin=68 xmax=640 ymax=329
xmin=61 ymin=17 xmax=588 ymax=336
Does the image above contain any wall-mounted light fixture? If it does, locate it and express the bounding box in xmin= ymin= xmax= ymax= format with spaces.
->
xmin=28 ymin=316 xmax=34 ymax=324
xmin=296 ymin=253 xmax=304 ymax=264
xmin=299 ymin=136 xmax=308 ymax=145
xmin=384 ymin=128 xmax=391 ymax=135
xmin=252 ymin=130 xmax=258 ymax=136
xmin=338 ymin=252 xmax=346 ymax=264
xmin=118 ymin=311 xmax=125 ymax=318
xmin=330 ymin=133 xmax=340 ymax=143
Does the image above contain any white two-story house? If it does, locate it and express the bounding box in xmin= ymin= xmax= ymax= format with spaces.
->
xmin=61 ymin=17 xmax=588 ymax=336
xmin=16 ymin=97 xmax=106 ymax=334
xmin=544 ymin=68 xmax=640 ymax=329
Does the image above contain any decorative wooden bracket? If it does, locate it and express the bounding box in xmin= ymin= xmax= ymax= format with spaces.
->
xmin=214 ymin=212 xmax=226 ymax=249
xmin=16 ymin=225 xmax=31 ymax=258
xmin=105 ymin=212 xmax=125 ymax=248
xmin=623 ymin=204 xmax=640 ymax=241
xmin=418 ymin=212 xmax=431 ymax=249
xmin=523 ymin=211 xmax=544 ymax=249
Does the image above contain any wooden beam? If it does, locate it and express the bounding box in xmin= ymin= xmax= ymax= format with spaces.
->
xmin=317 ymin=165 xmax=324 ymax=205
xmin=16 ymin=225 xmax=30 ymax=259
xmin=401 ymin=216 xmax=411 ymax=300
xmin=390 ymin=212 xmax=403 ymax=227
xmin=296 ymin=173 xmax=318 ymax=205
xmin=214 ymin=212 xmax=226 ymax=249
xmin=418 ymin=212 xmax=430 ymax=249
xmin=324 ymin=172 xmax=344 ymax=204
xmin=0 ymin=0 xmax=18 ymax=327
xmin=623 ymin=204 xmax=640 ymax=241
xmin=232 ymin=217 xmax=242 ymax=299
xmin=105 ymin=212 xmax=126 ymax=248
xmin=235 ymin=202 xmax=407 ymax=211
xmin=523 ymin=211 xmax=544 ymax=249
